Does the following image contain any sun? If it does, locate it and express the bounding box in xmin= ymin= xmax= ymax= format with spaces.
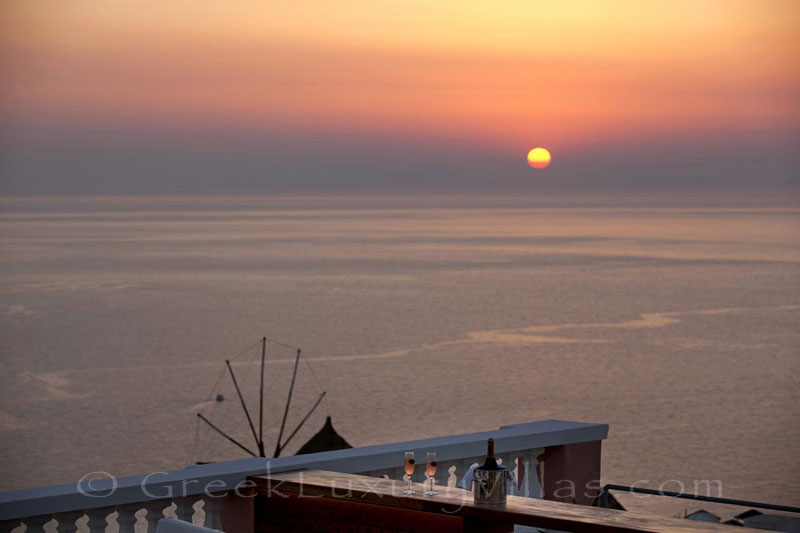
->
xmin=527 ymin=147 xmax=551 ymax=169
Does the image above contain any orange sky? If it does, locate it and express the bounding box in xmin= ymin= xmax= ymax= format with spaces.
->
xmin=2 ymin=0 xmax=799 ymax=153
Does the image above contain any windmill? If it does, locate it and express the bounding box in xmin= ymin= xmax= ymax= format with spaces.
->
xmin=196 ymin=337 xmax=350 ymax=459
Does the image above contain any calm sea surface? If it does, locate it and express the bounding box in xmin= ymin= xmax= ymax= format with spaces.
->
xmin=1 ymin=193 xmax=798 ymax=517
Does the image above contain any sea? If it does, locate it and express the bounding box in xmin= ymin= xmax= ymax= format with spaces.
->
xmin=1 ymin=191 xmax=798 ymax=519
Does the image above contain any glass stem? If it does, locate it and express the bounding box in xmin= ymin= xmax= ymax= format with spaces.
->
xmin=408 ymin=476 xmax=412 ymax=493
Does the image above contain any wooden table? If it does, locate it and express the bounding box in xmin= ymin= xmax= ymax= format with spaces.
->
xmin=249 ymin=470 xmax=760 ymax=533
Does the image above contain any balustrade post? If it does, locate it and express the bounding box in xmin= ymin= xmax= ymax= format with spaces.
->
xmin=54 ymin=511 xmax=83 ymax=533
xmin=443 ymin=463 xmax=457 ymax=488
xmin=512 ymin=455 xmax=524 ymax=495
xmin=86 ymin=507 xmax=114 ymax=533
xmin=201 ymin=493 xmax=224 ymax=530
xmin=453 ymin=458 xmax=469 ymax=489
xmin=496 ymin=455 xmax=515 ymax=496
xmin=518 ymin=453 xmax=542 ymax=498
xmin=114 ymin=504 xmax=140 ymax=533
xmin=173 ymin=497 xmax=197 ymax=524
xmin=143 ymin=500 xmax=171 ymax=533
xmin=22 ymin=515 xmax=51 ymax=533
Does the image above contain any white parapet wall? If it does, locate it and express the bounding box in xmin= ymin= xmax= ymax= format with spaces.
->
xmin=0 ymin=419 xmax=608 ymax=533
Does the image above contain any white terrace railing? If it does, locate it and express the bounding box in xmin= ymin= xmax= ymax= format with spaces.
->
xmin=0 ymin=419 xmax=608 ymax=533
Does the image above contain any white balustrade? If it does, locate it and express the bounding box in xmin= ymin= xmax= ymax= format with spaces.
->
xmin=1 ymin=420 xmax=607 ymax=533
xmin=444 ymin=463 xmax=457 ymax=488
xmin=12 ymin=498 xmax=214 ymax=533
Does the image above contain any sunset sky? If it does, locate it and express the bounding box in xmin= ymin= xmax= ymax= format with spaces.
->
xmin=1 ymin=1 xmax=798 ymax=193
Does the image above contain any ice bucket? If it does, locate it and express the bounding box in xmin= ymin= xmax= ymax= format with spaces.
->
xmin=472 ymin=466 xmax=509 ymax=504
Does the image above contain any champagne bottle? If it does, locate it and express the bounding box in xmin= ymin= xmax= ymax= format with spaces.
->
xmin=479 ymin=438 xmax=501 ymax=470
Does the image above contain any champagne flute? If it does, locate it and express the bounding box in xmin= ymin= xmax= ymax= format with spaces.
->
xmin=425 ymin=452 xmax=438 ymax=496
xmin=403 ymin=451 xmax=416 ymax=495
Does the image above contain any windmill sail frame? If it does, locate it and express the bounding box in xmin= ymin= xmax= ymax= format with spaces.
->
xmin=196 ymin=337 xmax=349 ymax=460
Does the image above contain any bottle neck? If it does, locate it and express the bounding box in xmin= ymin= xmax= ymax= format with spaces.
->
xmin=480 ymin=438 xmax=501 ymax=469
